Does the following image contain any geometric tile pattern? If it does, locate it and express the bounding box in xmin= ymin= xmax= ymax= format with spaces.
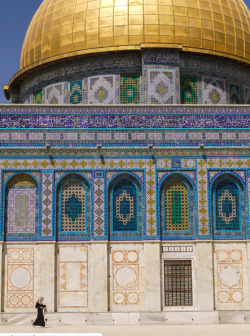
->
xmin=113 ymin=180 xmax=137 ymax=232
xmin=146 ymin=159 xmax=157 ymax=236
xmin=42 ymin=172 xmax=53 ymax=237
xmin=215 ymin=180 xmax=240 ymax=232
xmin=94 ymin=175 xmax=105 ymax=237
xmin=7 ymin=248 xmax=34 ymax=308
xmin=68 ymin=81 xmax=84 ymax=104
xmin=7 ymin=187 xmax=37 ymax=234
xmin=44 ymin=82 xmax=66 ymax=104
xmin=202 ymin=76 xmax=227 ymax=104
xmin=121 ymin=74 xmax=140 ymax=104
xmin=60 ymin=179 xmax=86 ymax=232
xmin=58 ymin=246 xmax=88 ymax=308
xmin=197 ymin=159 xmax=209 ymax=235
xmin=216 ymin=249 xmax=244 ymax=304
xmin=34 ymin=90 xmax=43 ymax=104
xmin=112 ymin=250 xmax=139 ymax=305
xmin=88 ymin=75 xmax=116 ymax=104
xmin=165 ymin=179 xmax=189 ymax=231
xmin=198 ymin=158 xmax=249 ymax=236
xmin=148 ymin=69 xmax=176 ymax=104
xmin=181 ymin=75 xmax=198 ymax=104
xmin=230 ymin=84 xmax=241 ymax=104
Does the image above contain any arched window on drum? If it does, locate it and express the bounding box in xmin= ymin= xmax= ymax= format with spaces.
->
xmin=5 ymin=173 xmax=39 ymax=239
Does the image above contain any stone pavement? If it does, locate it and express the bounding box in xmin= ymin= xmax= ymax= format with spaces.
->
xmin=0 ymin=325 xmax=250 ymax=336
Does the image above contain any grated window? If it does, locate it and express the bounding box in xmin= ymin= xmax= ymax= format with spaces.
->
xmin=34 ymin=90 xmax=43 ymax=104
xmin=181 ymin=75 xmax=198 ymax=104
xmin=165 ymin=179 xmax=189 ymax=231
xmin=215 ymin=180 xmax=240 ymax=231
xmin=120 ymin=74 xmax=140 ymax=104
xmin=164 ymin=260 xmax=193 ymax=306
xmin=113 ymin=180 xmax=137 ymax=232
xmin=61 ymin=179 xmax=85 ymax=232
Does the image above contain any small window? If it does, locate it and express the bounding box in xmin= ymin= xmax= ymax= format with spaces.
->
xmin=164 ymin=260 xmax=193 ymax=306
xmin=34 ymin=90 xmax=43 ymax=104
xmin=120 ymin=74 xmax=140 ymax=104
xmin=181 ymin=75 xmax=198 ymax=104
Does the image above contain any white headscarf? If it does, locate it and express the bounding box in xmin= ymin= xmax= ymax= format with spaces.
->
xmin=38 ymin=297 xmax=44 ymax=304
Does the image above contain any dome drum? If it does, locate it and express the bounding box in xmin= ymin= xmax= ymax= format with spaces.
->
xmin=15 ymin=50 xmax=250 ymax=105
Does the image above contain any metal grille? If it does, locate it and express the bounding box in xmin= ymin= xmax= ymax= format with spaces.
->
xmin=215 ymin=180 xmax=240 ymax=231
xmin=61 ymin=179 xmax=85 ymax=232
xmin=165 ymin=179 xmax=189 ymax=231
xmin=181 ymin=75 xmax=198 ymax=104
xmin=164 ymin=260 xmax=193 ymax=306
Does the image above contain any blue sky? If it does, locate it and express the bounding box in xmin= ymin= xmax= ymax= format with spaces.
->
xmin=0 ymin=0 xmax=250 ymax=104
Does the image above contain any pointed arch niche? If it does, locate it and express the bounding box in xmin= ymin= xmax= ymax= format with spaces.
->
xmin=160 ymin=174 xmax=195 ymax=239
xmin=211 ymin=173 xmax=246 ymax=239
xmin=5 ymin=173 xmax=39 ymax=240
xmin=108 ymin=173 xmax=143 ymax=240
xmin=56 ymin=173 xmax=91 ymax=240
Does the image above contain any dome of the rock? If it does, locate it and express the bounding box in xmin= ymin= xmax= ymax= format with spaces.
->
xmin=20 ymin=0 xmax=250 ymax=70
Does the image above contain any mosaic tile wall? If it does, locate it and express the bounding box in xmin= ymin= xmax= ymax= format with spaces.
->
xmin=147 ymin=69 xmax=176 ymax=104
xmin=87 ymin=75 xmax=116 ymax=104
xmin=7 ymin=248 xmax=34 ymax=309
xmin=68 ymin=81 xmax=84 ymax=104
xmin=120 ymin=74 xmax=140 ymax=104
xmin=164 ymin=179 xmax=189 ymax=231
xmin=5 ymin=174 xmax=38 ymax=238
xmin=0 ymin=156 xmax=249 ymax=241
xmin=34 ymin=90 xmax=42 ymax=104
xmin=23 ymin=71 xmax=247 ymax=106
xmin=60 ymin=179 xmax=86 ymax=232
xmin=230 ymin=84 xmax=241 ymax=104
xmin=215 ymin=180 xmax=240 ymax=232
xmin=181 ymin=75 xmax=198 ymax=104
xmin=112 ymin=180 xmax=137 ymax=232
xmin=19 ymin=52 xmax=250 ymax=105
xmin=44 ymin=82 xmax=67 ymax=104
xmin=202 ymin=76 xmax=227 ymax=104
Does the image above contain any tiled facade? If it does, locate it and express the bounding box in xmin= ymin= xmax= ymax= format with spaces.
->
xmin=3 ymin=33 xmax=250 ymax=321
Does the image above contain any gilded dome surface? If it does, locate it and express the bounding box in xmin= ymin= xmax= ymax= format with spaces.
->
xmin=20 ymin=0 xmax=250 ymax=71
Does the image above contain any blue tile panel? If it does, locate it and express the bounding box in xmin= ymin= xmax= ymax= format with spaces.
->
xmin=113 ymin=180 xmax=137 ymax=232
xmin=215 ymin=180 xmax=240 ymax=232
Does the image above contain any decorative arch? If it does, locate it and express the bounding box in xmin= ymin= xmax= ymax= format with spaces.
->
xmin=211 ymin=173 xmax=245 ymax=238
xmin=108 ymin=173 xmax=143 ymax=239
xmin=57 ymin=173 xmax=90 ymax=236
xmin=5 ymin=173 xmax=39 ymax=239
xmin=160 ymin=173 xmax=195 ymax=238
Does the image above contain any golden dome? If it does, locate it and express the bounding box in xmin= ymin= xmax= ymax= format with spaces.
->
xmin=19 ymin=0 xmax=250 ymax=71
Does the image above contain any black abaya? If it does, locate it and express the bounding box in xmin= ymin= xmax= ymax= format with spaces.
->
xmin=33 ymin=302 xmax=46 ymax=327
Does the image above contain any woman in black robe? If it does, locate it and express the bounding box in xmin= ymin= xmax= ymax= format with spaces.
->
xmin=33 ymin=297 xmax=47 ymax=327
